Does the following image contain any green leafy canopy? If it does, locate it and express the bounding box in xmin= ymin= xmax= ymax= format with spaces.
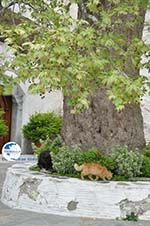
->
xmin=0 ymin=0 xmax=150 ymax=112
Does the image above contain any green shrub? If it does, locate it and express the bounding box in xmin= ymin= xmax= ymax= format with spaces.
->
xmin=141 ymin=145 xmax=150 ymax=177
xmin=98 ymin=155 xmax=115 ymax=172
xmin=81 ymin=148 xmax=115 ymax=171
xmin=143 ymin=144 xmax=150 ymax=158
xmin=111 ymin=146 xmax=143 ymax=178
xmin=48 ymin=135 xmax=64 ymax=154
xmin=51 ymin=145 xmax=83 ymax=175
xmin=0 ymin=109 xmax=8 ymax=137
xmin=34 ymin=135 xmax=64 ymax=158
xmin=80 ymin=148 xmax=101 ymax=164
xmin=113 ymin=175 xmax=127 ymax=181
xmin=22 ymin=112 xmax=62 ymax=143
xmin=141 ymin=156 xmax=150 ymax=177
xmin=51 ymin=146 xmax=114 ymax=176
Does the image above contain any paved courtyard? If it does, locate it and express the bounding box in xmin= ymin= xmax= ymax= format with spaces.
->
xmin=0 ymin=161 xmax=150 ymax=226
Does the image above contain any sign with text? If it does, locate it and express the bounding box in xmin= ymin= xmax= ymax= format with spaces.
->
xmin=2 ymin=142 xmax=21 ymax=161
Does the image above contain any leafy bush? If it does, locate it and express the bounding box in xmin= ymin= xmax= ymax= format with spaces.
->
xmin=22 ymin=112 xmax=62 ymax=143
xmin=79 ymin=148 xmax=101 ymax=164
xmin=48 ymin=135 xmax=64 ymax=154
xmin=141 ymin=145 xmax=150 ymax=177
xmin=81 ymin=148 xmax=115 ymax=171
xmin=141 ymin=156 xmax=150 ymax=177
xmin=142 ymin=144 xmax=150 ymax=158
xmin=51 ymin=145 xmax=83 ymax=175
xmin=112 ymin=175 xmax=127 ymax=181
xmin=98 ymin=155 xmax=115 ymax=172
xmin=0 ymin=109 xmax=8 ymax=137
xmin=33 ymin=135 xmax=64 ymax=158
xmin=51 ymin=146 xmax=114 ymax=176
xmin=111 ymin=146 xmax=143 ymax=178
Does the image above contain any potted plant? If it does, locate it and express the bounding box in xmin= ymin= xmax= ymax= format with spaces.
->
xmin=22 ymin=112 xmax=62 ymax=146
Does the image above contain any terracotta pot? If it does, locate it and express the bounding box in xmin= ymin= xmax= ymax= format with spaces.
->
xmin=34 ymin=142 xmax=41 ymax=148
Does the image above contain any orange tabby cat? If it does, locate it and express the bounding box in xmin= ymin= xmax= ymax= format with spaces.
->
xmin=74 ymin=163 xmax=112 ymax=181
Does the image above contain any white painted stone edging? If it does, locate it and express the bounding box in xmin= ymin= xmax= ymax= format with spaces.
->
xmin=1 ymin=163 xmax=150 ymax=220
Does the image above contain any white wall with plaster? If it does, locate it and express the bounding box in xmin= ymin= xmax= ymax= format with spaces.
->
xmin=140 ymin=10 xmax=150 ymax=144
xmin=20 ymin=86 xmax=63 ymax=153
xmin=1 ymin=163 xmax=150 ymax=220
xmin=20 ymin=82 xmax=63 ymax=125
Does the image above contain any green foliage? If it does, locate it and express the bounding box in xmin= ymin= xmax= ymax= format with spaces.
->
xmin=33 ymin=135 xmax=64 ymax=157
xmin=141 ymin=156 xmax=150 ymax=177
xmin=79 ymin=148 xmax=101 ymax=164
xmin=51 ymin=145 xmax=115 ymax=176
xmin=0 ymin=0 xmax=149 ymax=112
xmin=48 ymin=135 xmax=64 ymax=154
xmin=98 ymin=155 xmax=116 ymax=172
xmin=0 ymin=109 xmax=8 ymax=137
xmin=33 ymin=140 xmax=51 ymax=157
xmin=111 ymin=146 xmax=143 ymax=178
xmin=51 ymin=145 xmax=83 ymax=175
xmin=139 ymin=144 xmax=150 ymax=177
xmin=22 ymin=112 xmax=62 ymax=143
xmin=123 ymin=212 xmax=138 ymax=222
xmin=113 ymin=175 xmax=127 ymax=181
xmin=32 ymin=142 xmax=150 ymax=180
xmin=142 ymin=144 xmax=150 ymax=157
xmin=79 ymin=148 xmax=115 ymax=171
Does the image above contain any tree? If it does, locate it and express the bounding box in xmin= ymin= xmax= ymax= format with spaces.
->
xmin=0 ymin=0 xmax=149 ymax=153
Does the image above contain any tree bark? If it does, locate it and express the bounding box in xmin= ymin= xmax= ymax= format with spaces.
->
xmin=62 ymin=89 xmax=145 ymax=154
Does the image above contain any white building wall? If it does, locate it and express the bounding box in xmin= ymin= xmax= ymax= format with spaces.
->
xmin=20 ymin=83 xmax=63 ymax=125
xmin=20 ymin=83 xmax=63 ymax=153
xmin=140 ymin=10 xmax=150 ymax=144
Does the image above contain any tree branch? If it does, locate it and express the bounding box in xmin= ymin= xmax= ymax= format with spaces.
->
xmin=78 ymin=0 xmax=98 ymax=23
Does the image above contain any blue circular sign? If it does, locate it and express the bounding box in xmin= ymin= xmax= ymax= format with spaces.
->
xmin=2 ymin=142 xmax=21 ymax=161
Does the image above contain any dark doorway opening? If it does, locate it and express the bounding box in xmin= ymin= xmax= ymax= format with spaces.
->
xmin=0 ymin=96 xmax=12 ymax=153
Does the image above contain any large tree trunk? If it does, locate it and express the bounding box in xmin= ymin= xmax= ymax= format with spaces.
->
xmin=62 ymin=89 xmax=145 ymax=154
xmin=62 ymin=2 xmax=147 ymax=153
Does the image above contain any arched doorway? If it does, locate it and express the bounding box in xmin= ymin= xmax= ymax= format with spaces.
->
xmin=0 ymin=96 xmax=12 ymax=153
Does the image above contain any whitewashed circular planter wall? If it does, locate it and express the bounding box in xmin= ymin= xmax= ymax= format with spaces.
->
xmin=1 ymin=163 xmax=150 ymax=220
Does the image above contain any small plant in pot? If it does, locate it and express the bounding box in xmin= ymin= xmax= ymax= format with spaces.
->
xmin=22 ymin=112 xmax=62 ymax=146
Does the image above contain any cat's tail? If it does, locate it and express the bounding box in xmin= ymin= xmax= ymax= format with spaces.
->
xmin=74 ymin=163 xmax=84 ymax=171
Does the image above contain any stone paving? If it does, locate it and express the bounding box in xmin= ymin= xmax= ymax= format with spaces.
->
xmin=0 ymin=160 xmax=150 ymax=226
